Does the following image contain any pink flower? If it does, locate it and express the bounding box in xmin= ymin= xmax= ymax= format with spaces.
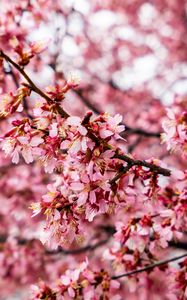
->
xmin=42 ymin=184 xmax=60 ymax=202
xmin=2 ymin=135 xmax=43 ymax=164
xmin=29 ymin=40 xmax=48 ymax=54
xmin=49 ymin=122 xmax=58 ymax=137
xmin=153 ymin=223 xmax=173 ymax=248
xmin=60 ymin=260 xmax=88 ymax=297
xmin=65 ymin=116 xmax=87 ymax=135
xmin=162 ymin=108 xmax=187 ymax=157
xmin=99 ymin=114 xmax=125 ymax=139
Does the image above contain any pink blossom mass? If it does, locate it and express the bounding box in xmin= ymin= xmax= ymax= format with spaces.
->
xmin=0 ymin=0 xmax=187 ymax=299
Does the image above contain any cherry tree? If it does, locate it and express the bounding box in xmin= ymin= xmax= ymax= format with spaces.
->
xmin=0 ymin=1 xmax=187 ymax=299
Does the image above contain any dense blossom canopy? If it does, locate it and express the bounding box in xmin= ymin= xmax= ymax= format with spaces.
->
xmin=0 ymin=1 xmax=187 ymax=299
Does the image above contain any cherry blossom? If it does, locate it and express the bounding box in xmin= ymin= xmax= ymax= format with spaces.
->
xmin=0 ymin=1 xmax=186 ymax=299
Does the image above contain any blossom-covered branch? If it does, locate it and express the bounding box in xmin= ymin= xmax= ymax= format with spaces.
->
xmin=75 ymin=89 xmax=161 ymax=138
xmin=0 ymin=49 xmax=69 ymax=118
xmin=114 ymin=153 xmax=171 ymax=177
xmin=0 ymin=1 xmax=186 ymax=299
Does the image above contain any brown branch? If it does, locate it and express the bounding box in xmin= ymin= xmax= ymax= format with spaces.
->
xmin=82 ymin=124 xmax=170 ymax=180
xmin=0 ymin=50 xmax=69 ymax=118
xmin=0 ymin=161 xmax=27 ymax=175
xmin=109 ymin=165 xmax=132 ymax=185
xmin=46 ymin=237 xmax=110 ymax=255
xmin=0 ymin=230 xmax=187 ymax=259
xmin=124 ymin=127 xmax=160 ymax=138
xmin=0 ymin=51 xmax=170 ymax=181
xmin=4 ymin=65 xmax=34 ymax=119
xmin=0 ymin=234 xmax=111 ymax=255
xmin=51 ymin=239 xmax=187 ymax=256
xmin=168 ymin=240 xmax=187 ymax=250
xmin=112 ymin=252 xmax=187 ymax=279
xmin=114 ymin=153 xmax=171 ymax=177
xmin=75 ymin=90 xmax=101 ymax=115
xmin=3 ymin=44 xmax=160 ymax=138
xmin=127 ymin=136 xmax=142 ymax=153
xmin=4 ymin=65 xmax=19 ymax=88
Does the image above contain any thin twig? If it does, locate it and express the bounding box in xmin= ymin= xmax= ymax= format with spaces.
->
xmin=112 ymin=252 xmax=187 ymax=279
xmin=0 ymin=234 xmax=111 ymax=255
xmin=0 ymin=50 xmax=170 ymax=180
xmin=114 ymin=153 xmax=171 ymax=177
xmin=75 ymin=89 xmax=161 ymax=138
xmin=109 ymin=165 xmax=132 ymax=184
xmin=127 ymin=136 xmax=142 ymax=153
xmin=46 ymin=238 xmax=110 ymax=255
xmin=5 ymin=65 xmax=34 ymax=119
xmin=2 ymin=49 xmax=161 ymax=137
xmin=0 ymin=50 xmax=69 ymax=118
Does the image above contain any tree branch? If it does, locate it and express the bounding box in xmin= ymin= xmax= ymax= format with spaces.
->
xmin=0 ymin=50 xmax=69 ymax=118
xmin=0 ymin=234 xmax=111 ymax=256
xmin=114 ymin=153 xmax=171 ymax=177
xmin=0 ymin=50 xmax=162 ymax=138
xmin=109 ymin=164 xmax=132 ymax=185
xmin=46 ymin=237 xmax=110 ymax=255
xmin=4 ymin=65 xmax=34 ymax=119
xmin=112 ymin=252 xmax=187 ymax=279
xmin=0 ymin=51 xmax=171 ymax=181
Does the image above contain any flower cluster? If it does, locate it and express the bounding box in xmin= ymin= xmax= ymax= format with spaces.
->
xmin=0 ymin=104 xmax=128 ymax=247
xmin=2 ymin=119 xmax=43 ymax=164
xmin=162 ymin=105 xmax=187 ymax=157
xmin=10 ymin=37 xmax=47 ymax=66
xmin=31 ymin=259 xmax=121 ymax=300
xmin=0 ymin=86 xmax=30 ymax=118
xmin=0 ymin=3 xmax=187 ymax=298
